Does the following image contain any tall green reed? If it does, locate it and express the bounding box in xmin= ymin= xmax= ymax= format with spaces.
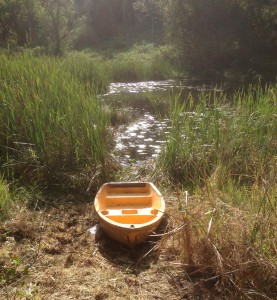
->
xmin=103 ymin=44 xmax=176 ymax=82
xmin=0 ymin=52 xmax=112 ymax=186
xmin=158 ymin=83 xmax=277 ymax=188
xmin=157 ymin=82 xmax=277 ymax=256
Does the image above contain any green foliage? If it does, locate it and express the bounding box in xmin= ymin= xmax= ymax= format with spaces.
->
xmin=165 ymin=0 xmax=277 ymax=79
xmin=0 ymin=0 xmax=167 ymax=53
xmin=1 ymin=0 xmax=276 ymax=80
xmin=104 ymin=43 xmax=177 ymax=82
xmin=132 ymin=0 xmax=165 ymax=42
xmin=0 ymin=0 xmax=45 ymax=48
xmin=75 ymin=44 xmax=177 ymax=82
xmin=76 ymin=0 xmax=165 ymax=48
xmin=0 ymin=0 xmax=85 ymax=55
xmin=0 ymin=255 xmax=38 ymax=299
xmin=76 ymin=0 xmax=135 ymax=47
xmin=40 ymin=0 xmax=81 ymax=55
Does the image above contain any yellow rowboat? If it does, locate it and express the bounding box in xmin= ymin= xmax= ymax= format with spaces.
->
xmin=94 ymin=182 xmax=165 ymax=247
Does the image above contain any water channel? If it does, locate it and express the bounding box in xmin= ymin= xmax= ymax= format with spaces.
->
xmin=101 ymin=80 xmax=225 ymax=166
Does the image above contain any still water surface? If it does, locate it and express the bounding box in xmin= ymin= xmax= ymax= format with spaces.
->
xmin=102 ymin=80 xmax=222 ymax=166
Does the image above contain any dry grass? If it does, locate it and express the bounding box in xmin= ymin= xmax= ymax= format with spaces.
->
xmin=0 ymin=195 xmax=182 ymax=300
xmin=0 ymin=187 xmax=276 ymax=299
xmin=161 ymin=191 xmax=277 ymax=299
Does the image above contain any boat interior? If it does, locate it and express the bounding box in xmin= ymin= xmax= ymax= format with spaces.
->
xmin=95 ymin=182 xmax=164 ymax=225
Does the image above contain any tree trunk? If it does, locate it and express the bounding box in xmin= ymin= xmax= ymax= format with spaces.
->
xmin=54 ymin=1 xmax=61 ymax=56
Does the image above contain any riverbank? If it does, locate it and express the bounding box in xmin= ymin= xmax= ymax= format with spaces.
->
xmin=0 ymin=193 xmax=219 ymax=300
xmin=0 ymin=51 xmax=276 ymax=299
xmin=1 ymin=172 xmax=276 ymax=299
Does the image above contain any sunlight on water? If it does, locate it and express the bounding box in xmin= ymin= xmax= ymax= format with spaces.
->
xmin=114 ymin=112 xmax=171 ymax=166
xmin=102 ymin=80 xmax=221 ymax=166
xmin=103 ymin=79 xmax=219 ymax=96
xmin=106 ymin=80 xmax=176 ymax=95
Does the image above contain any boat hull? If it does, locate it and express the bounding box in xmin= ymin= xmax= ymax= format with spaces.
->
xmin=98 ymin=215 xmax=163 ymax=247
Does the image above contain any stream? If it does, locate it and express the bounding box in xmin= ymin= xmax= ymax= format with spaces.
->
xmin=101 ymin=80 xmax=224 ymax=166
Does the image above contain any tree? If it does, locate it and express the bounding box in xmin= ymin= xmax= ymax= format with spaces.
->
xmin=0 ymin=0 xmax=46 ymax=48
xmin=165 ymin=0 xmax=277 ymax=79
xmin=133 ymin=0 xmax=165 ymax=42
xmin=0 ymin=0 xmax=24 ymax=47
xmin=40 ymin=0 xmax=79 ymax=55
xmin=15 ymin=0 xmax=43 ymax=46
xmin=75 ymin=0 xmax=138 ymax=48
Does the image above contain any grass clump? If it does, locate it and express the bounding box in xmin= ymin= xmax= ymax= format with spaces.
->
xmin=0 ymin=176 xmax=13 ymax=219
xmin=0 ymin=52 xmax=113 ymax=189
xmin=0 ymin=177 xmax=35 ymax=219
xmin=64 ymin=51 xmax=111 ymax=93
xmin=103 ymin=43 xmax=178 ymax=82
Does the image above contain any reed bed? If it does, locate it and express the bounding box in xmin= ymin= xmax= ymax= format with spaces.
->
xmin=70 ymin=44 xmax=176 ymax=84
xmin=0 ymin=46 xmax=175 ymax=215
xmin=159 ymin=83 xmax=277 ymax=188
xmin=0 ymin=52 xmax=112 ymax=190
xmin=154 ymin=83 xmax=277 ymax=298
xmin=102 ymin=44 xmax=176 ymax=82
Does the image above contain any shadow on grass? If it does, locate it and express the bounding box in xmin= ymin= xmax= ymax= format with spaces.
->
xmin=96 ymin=216 xmax=169 ymax=275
